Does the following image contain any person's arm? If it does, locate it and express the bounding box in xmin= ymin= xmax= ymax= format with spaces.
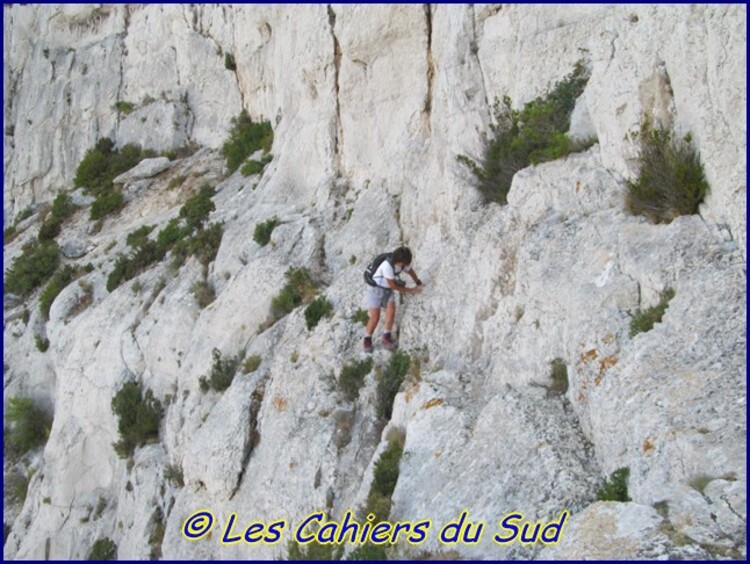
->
xmin=385 ymin=267 xmax=423 ymax=294
xmin=406 ymin=268 xmax=423 ymax=287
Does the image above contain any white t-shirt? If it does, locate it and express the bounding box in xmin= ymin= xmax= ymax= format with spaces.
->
xmin=373 ymin=260 xmax=412 ymax=289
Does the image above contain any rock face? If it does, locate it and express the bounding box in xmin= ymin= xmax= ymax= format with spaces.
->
xmin=3 ymin=4 xmax=746 ymax=561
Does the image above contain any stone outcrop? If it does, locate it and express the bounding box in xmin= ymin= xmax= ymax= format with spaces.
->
xmin=3 ymin=4 xmax=746 ymax=560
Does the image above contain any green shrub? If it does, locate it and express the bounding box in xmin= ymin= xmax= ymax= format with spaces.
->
xmin=4 ymin=225 xmax=18 ymax=245
xmin=35 ymin=334 xmax=50 ymax=352
xmin=629 ymin=287 xmax=675 ymax=337
xmin=304 ymin=296 xmax=333 ymax=330
xmin=115 ymin=100 xmax=135 ymax=114
xmin=376 ymin=351 xmax=411 ymax=420
xmin=88 ymin=538 xmax=117 ymax=561
xmin=200 ymin=349 xmax=241 ymax=393
xmin=179 ymin=184 xmax=215 ymax=231
xmin=270 ymin=268 xmax=318 ymax=321
xmin=37 ymin=216 xmax=62 ymax=242
xmin=221 ymin=110 xmax=274 ymax=173
xmin=351 ymin=309 xmax=369 ymax=325
xmin=111 ymin=381 xmax=163 ymax=458
xmin=253 ymin=216 xmax=280 ymax=246
xmin=224 ymin=52 xmax=237 ymax=71
xmin=177 ymin=222 xmax=224 ymax=267
xmin=168 ymin=174 xmax=187 ymax=190
xmin=243 ymin=355 xmax=262 ymax=374
xmin=191 ymin=280 xmax=215 ymax=309
xmin=4 ymin=397 xmax=52 ymax=457
xmin=4 ymin=241 xmax=60 ymax=296
xmin=364 ymin=432 xmax=404 ymax=522
xmin=90 ymin=189 xmax=125 ymax=220
xmin=458 ymin=62 xmax=591 ymax=204
xmin=156 ymin=218 xmax=188 ymax=249
xmin=549 ymin=358 xmax=568 ymax=395
xmin=626 ymin=119 xmax=709 ymax=223
xmin=241 ymin=154 xmax=273 ymax=177
xmin=51 ymin=193 xmax=76 ymax=221
xmin=164 ymin=464 xmax=185 ymax=488
xmin=339 ymin=358 xmax=373 ymax=401
xmin=596 ymin=467 xmax=631 ymax=502
xmin=39 ymin=265 xmax=75 ymax=319
xmin=74 ymin=138 xmax=152 ymax=197
xmin=126 ymin=225 xmax=156 ymax=248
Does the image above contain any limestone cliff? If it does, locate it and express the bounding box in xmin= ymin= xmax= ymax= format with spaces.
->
xmin=3 ymin=4 xmax=746 ymax=560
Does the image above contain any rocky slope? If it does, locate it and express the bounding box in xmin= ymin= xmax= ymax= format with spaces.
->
xmin=3 ymin=4 xmax=746 ymax=560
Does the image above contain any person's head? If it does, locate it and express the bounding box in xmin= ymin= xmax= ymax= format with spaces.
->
xmin=392 ymin=246 xmax=412 ymax=266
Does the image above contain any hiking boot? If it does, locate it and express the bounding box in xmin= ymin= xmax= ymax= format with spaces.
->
xmin=382 ymin=333 xmax=398 ymax=351
xmin=363 ymin=336 xmax=373 ymax=354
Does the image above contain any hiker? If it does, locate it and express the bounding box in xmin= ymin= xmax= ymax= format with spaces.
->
xmin=363 ymin=246 xmax=424 ymax=353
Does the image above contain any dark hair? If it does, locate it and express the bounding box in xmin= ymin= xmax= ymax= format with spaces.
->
xmin=392 ymin=246 xmax=412 ymax=265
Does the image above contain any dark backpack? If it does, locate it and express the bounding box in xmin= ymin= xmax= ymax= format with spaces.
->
xmin=363 ymin=253 xmax=393 ymax=287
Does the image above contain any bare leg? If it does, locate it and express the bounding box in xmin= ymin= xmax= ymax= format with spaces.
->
xmin=384 ymin=300 xmax=396 ymax=332
xmin=366 ymin=308 xmax=381 ymax=335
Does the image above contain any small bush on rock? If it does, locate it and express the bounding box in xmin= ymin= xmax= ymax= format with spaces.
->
xmin=253 ymin=216 xmax=280 ymax=247
xmin=629 ymin=287 xmax=675 ymax=337
xmin=199 ymin=349 xmax=241 ymax=393
xmin=339 ymin=358 xmax=373 ymax=402
xmin=39 ymin=265 xmax=75 ymax=319
xmin=111 ymin=381 xmax=163 ymax=458
xmin=304 ymin=296 xmax=333 ymax=330
xmin=596 ymin=467 xmax=631 ymax=502
xmin=221 ymin=110 xmax=274 ymax=174
xmin=4 ymin=241 xmax=61 ymax=297
xmin=4 ymin=397 xmax=52 ymax=458
xmin=270 ymin=267 xmax=318 ymax=322
xmin=376 ymin=351 xmax=411 ymax=420
xmin=626 ymin=119 xmax=709 ymax=223
xmin=458 ymin=62 xmax=591 ymax=204
xmin=241 ymin=154 xmax=273 ymax=177
xmin=364 ymin=430 xmax=405 ymax=523
xmin=88 ymin=538 xmax=117 ymax=561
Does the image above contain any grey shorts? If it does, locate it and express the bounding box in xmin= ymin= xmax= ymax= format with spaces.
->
xmin=365 ymin=285 xmax=396 ymax=309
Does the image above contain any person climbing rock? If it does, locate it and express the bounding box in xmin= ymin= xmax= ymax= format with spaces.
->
xmin=362 ymin=246 xmax=423 ymax=353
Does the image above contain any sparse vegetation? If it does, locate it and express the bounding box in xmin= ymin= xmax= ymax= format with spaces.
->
xmin=376 ymin=351 xmax=411 ymax=420
xmin=304 ymin=296 xmax=333 ymax=330
xmin=106 ymin=186 xmax=222 ymax=291
xmin=689 ymin=474 xmax=713 ymax=495
xmin=4 ymin=396 xmax=52 ymax=458
xmin=629 ymin=287 xmax=675 ymax=337
xmin=221 ymin=110 xmax=274 ymax=174
xmin=243 ymin=355 xmax=262 ymax=374
xmin=35 ymin=334 xmax=50 ymax=353
xmin=253 ymin=216 xmax=280 ymax=246
xmin=351 ymin=309 xmax=369 ymax=325
xmin=39 ymin=265 xmax=74 ymax=319
xmin=191 ymin=280 xmax=215 ymax=309
xmin=224 ymin=52 xmax=237 ymax=71
xmin=241 ymin=154 xmax=273 ymax=177
xmin=164 ymin=464 xmax=185 ymax=488
xmin=549 ymin=358 xmax=569 ymax=395
xmin=339 ymin=358 xmax=373 ymax=402
xmin=38 ymin=193 xmax=77 ymax=242
xmin=111 ymin=381 xmax=164 ymax=458
xmin=199 ymin=349 xmax=241 ymax=393
xmin=596 ymin=467 xmax=631 ymax=502
xmin=4 ymin=241 xmax=61 ymax=297
xmin=168 ymin=174 xmax=187 ymax=190
xmin=364 ymin=429 xmax=405 ymax=523
xmin=626 ymin=118 xmax=709 ymax=223
xmin=458 ymin=62 xmax=591 ymax=204
xmin=88 ymin=538 xmax=117 ymax=561
xmin=74 ymin=138 xmax=156 ymax=220
xmin=115 ymin=101 xmax=136 ymax=115
xmin=270 ymin=267 xmax=318 ymax=322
